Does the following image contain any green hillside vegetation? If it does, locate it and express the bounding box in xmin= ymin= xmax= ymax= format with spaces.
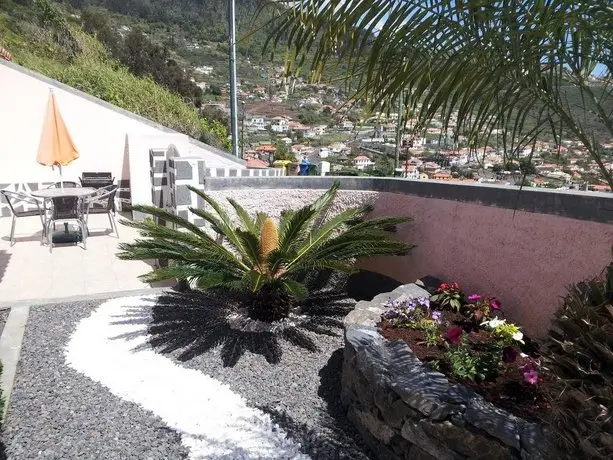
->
xmin=62 ymin=0 xmax=269 ymax=58
xmin=0 ymin=0 xmax=229 ymax=149
xmin=57 ymin=0 xmax=285 ymax=88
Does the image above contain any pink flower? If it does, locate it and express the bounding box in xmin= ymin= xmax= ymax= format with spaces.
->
xmin=446 ymin=327 xmax=463 ymax=344
xmin=468 ymin=294 xmax=482 ymax=302
xmin=490 ymin=298 xmax=501 ymax=310
xmin=523 ymin=370 xmax=539 ymax=385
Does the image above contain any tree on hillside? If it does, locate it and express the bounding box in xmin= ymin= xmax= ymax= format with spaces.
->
xmin=518 ymin=158 xmax=537 ymax=175
xmin=200 ymin=105 xmax=230 ymax=130
xmin=80 ymin=17 xmax=204 ymax=107
xmin=270 ymin=0 xmax=613 ymax=188
xmin=273 ymin=141 xmax=293 ymax=161
xmin=374 ymin=155 xmax=393 ymax=176
xmin=34 ymin=0 xmax=81 ymax=58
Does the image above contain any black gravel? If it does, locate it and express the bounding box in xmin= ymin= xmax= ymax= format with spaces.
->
xmin=2 ymin=289 xmax=375 ymax=460
xmin=2 ymin=300 xmax=188 ymax=460
xmin=140 ymin=290 xmax=375 ymax=460
xmin=0 ymin=308 xmax=9 ymax=337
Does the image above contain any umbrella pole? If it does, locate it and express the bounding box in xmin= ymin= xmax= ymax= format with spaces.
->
xmin=58 ymin=164 xmax=69 ymax=233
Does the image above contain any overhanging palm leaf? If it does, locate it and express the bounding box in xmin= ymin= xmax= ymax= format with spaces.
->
xmin=118 ymin=181 xmax=414 ymax=321
xmin=267 ymin=0 xmax=613 ymax=187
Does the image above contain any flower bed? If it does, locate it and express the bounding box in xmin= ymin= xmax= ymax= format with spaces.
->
xmin=380 ymin=282 xmax=550 ymax=421
xmin=341 ymin=282 xmax=558 ymax=460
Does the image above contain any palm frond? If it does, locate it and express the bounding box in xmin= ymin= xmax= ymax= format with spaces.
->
xmin=120 ymin=205 xmax=207 ymax=238
xmin=268 ymin=0 xmax=613 ymax=187
xmin=138 ymin=266 xmax=235 ymax=286
xmin=283 ymin=206 xmax=370 ymax=271
xmin=187 ymin=186 xmax=248 ymax=253
xmin=281 ymin=279 xmax=309 ymax=300
xmin=227 ymin=197 xmax=259 ymax=233
xmin=235 ymin=229 xmax=263 ymax=269
xmin=277 ymin=205 xmax=317 ymax=252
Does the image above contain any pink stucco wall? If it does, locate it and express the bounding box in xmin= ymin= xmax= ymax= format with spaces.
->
xmin=368 ymin=192 xmax=613 ymax=337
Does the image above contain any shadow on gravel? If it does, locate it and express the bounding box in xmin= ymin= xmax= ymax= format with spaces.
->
xmin=0 ymin=249 xmax=9 ymax=285
xmin=110 ymin=290 xmax=353 ymax=367
xmin=259 ymin=349 xmax=374 ymax=460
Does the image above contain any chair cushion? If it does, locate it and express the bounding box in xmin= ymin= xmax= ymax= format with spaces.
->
xmin=14 ymin=209 xmax=43 ymax=217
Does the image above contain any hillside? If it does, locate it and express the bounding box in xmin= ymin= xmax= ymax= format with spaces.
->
xmin=0 ymin=0 xmax=230 ymax=149
xmin=59 ymin=0 xmax=284 ymax=87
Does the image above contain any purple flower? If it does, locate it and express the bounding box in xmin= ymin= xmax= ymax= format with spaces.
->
xmin=490 ymin=298 xmax=501 ymax=310
xmin=502 ymin=346 xmax=517 ymax=363
xmin=431 ymin=311 xmax=442 ymax=324
xmin=523 ymin=370 xmax=539 ymax=385
xmin=468 ymin=294 xmax=482 ymax=302
xmin=417 ymin=297 xmax=430 ymax=308
xmin=446 ymin=327 xmax=463 ymax=344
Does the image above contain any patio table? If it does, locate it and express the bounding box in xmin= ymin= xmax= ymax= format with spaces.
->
xmin=31 ymin=187 xmax=97 ymax=245
xmin=31 ymin=187 xmax=97 ymax=199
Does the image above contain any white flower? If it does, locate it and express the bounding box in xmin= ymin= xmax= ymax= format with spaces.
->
xmin=481 ymin=316 xmax=505 ymax=329
xmin=512 ymin=331 xmax=524 ymax=342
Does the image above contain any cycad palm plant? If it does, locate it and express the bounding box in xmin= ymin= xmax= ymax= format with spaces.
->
xmin=118 ymin=182 xmax=413 ymax=321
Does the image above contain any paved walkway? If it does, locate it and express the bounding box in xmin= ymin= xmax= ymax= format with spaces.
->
xmin=0 ymin=212 xmax=166 ymax=305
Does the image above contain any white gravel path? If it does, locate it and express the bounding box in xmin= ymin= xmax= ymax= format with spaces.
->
xmin=65 ymin=295 xmax=309 ymax=460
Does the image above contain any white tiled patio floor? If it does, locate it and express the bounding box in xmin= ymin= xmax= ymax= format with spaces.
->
xmin=0 ymin=212 xmax=166 ymax=304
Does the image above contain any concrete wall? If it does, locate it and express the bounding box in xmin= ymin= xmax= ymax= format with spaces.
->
xmin=200 ymin=177 xmax=613 ymax=337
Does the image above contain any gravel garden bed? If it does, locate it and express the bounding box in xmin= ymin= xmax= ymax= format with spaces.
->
xmin=1 ymin=292 xmax=373 ymax=459
xmin=2 ymin=300 xmax=188 ymax=460
xmin=136 ymin=289 xmax=373 ymax=459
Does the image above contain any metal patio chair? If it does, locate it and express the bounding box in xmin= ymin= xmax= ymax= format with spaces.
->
xmin=46 ymin=195 xmax=87 ymax=252
xmin=83 ymin=185 xmax=119 ymax=237
xmin=0 ymin=190 xmax=46 ymax=246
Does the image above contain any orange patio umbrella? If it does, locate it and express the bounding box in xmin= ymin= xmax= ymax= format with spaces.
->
xmin=36 ymin=89 xmax=79 ymax=188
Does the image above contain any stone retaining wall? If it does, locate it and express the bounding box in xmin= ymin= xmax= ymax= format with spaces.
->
xmin=341 ymin=283 xmax=555 ymax=460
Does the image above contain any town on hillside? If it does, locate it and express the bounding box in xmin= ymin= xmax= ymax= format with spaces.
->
xmin=210 ymin=69 xmax=613 ymax=192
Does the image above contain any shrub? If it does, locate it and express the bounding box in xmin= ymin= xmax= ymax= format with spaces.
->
xmin=118 ymin=182 xmax=414 ymax=321
xmin=542 ymin=263 xmax=613 ymax=459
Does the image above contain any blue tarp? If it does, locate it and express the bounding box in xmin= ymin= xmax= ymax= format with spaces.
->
xmin=299 ymin=158 xmax=310 ymax=176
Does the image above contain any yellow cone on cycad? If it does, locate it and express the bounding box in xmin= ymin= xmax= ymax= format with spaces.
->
xmin=36 ymin=91 xmax=79 ymax=183
xmin=260 ymin=218 xmax=280 ymax=266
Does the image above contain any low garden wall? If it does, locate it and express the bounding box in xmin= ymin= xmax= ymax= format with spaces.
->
xmin=341 ymin=283 xmax=556 ymax=460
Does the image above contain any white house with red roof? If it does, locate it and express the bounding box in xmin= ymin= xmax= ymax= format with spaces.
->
xmin=354 ymin=155 xmax=375 ymax=170
xmin=270 ymin=116 xmax=290 ymax=133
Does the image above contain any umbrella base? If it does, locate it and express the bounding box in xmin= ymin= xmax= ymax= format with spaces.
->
xmin=50 ymin=227 xmax=82 ymax=244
